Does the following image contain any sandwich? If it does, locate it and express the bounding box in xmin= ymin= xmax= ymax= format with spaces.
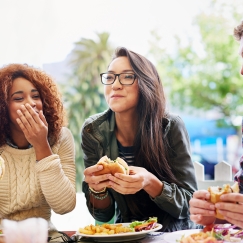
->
xmin=208 ymin=182 xmax=240 ymax=219
xmin=93 ymin=156 xmax=129 ymax=176
xmin=0 ymin=156 xmax=5 ymax=180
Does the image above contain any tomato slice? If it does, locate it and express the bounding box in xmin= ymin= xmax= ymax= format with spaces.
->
xmin=203 ymin=224 xmax=215 ymax=233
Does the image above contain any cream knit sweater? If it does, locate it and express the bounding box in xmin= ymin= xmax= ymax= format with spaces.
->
xmin=0 ymin=127 xmax=76 ymax=230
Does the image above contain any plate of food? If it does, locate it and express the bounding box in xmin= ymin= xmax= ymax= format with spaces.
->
xmin=76 ymin=217 xmax=162 ymax=242
xmin=164 ymin=224 xmax=243 ymax=243
xmin=0 ymin=229 xmax=3 ymax=235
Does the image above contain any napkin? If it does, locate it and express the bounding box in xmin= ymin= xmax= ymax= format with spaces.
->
xmin=2 ymin=217 xmax=48 ymax=243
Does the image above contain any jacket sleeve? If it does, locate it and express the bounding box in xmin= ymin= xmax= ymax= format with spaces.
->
xmin=81 ymin=122 xmax=115 ymax=222
xmin=151 ymin=115 xmax=198 ymax=219
xmin=35 ymin=127 xmax=76 ymax=214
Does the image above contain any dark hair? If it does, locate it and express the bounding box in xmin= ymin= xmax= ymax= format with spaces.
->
xmin=0 ymin=63 xmax=67 ymax=147
xmin=233 ymin=20 xmax=243 ymax=41
xmin=112 ymin=47 xmax=182 ymax=217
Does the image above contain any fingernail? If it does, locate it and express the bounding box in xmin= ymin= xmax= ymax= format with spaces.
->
xmin=215 ymin=203 xmax=220 ymax=208
xmin=97 ymin=165 xmax=103 ymax=170
xmin=205 ymin=193 xmax=210 ymax=199
xmin=109 ymin=181 xmax=113 ymax=187
xmin=209 ymin=205 xmax=215 ymax=210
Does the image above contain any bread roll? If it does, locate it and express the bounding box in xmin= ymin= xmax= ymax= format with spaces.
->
xmin=94 ymin=156 xmax=129 ymax=176
xmin=208 ymin=182 xmax=239 ymax=219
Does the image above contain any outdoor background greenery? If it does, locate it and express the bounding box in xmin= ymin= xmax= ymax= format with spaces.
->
xmin=60 ymin=0 xmax=242 ymax=191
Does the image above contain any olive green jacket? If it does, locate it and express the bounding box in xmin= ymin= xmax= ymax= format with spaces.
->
xmin=81 ymin=109 xmax=198 ymax=231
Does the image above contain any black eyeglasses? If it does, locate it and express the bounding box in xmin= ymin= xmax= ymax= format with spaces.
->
xmin=100 ymin=73 xmax=136 ymax=85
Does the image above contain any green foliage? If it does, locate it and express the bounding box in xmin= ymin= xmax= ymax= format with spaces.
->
xmin=149 ymin=0 xmax=243 ymax=129
xmin=61 ymin=32 xmax=113 ymax=191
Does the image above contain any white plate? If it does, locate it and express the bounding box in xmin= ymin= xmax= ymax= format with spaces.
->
xmin=163 ymin=229 xmax=243 ymax=243
xmin=164 ymin=229 xmax=201 ymax=243
xmin=77 ymin=223 xmax=162 ymax=242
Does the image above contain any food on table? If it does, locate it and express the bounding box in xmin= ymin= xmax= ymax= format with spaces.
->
xmin=0 ymin=156 xmax=5 ymax=180
xmin=129 ymin=217 xmax=158 ymax=232
xmin=208 ymin=182 xmax=240 ymax=219
xmin=78 ymin=223 xmax=133 ymax=235
xmin=180 ymin=232 xmax=219 ymax=243
xmin=93 ymin=155 xmax=129 ymax=176
xmin=78 ymin=217 xmax=158 ymax=236
xmin=180 ymin=224 xmax=243 ymax=243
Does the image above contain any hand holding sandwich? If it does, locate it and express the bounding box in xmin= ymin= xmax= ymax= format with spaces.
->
xmin=189 ymin=190 xmax=217 ymax=226
xmin=214 ymin=191 xmax=243 ymax=228
xmin=84 ymin=156 xmax=163 ymax=199
xmin=190 ymin=182 xmax=243 ymax=228
xmin=107 ymin=166 xmax=163 ymax=198
xmin=83 ymin=156 xmax=112 ymax=194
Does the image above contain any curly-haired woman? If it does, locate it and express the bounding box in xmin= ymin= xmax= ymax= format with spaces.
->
xmin=0 ymin=64 xmax=76 ymax=232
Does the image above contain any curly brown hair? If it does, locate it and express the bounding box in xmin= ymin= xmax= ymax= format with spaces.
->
xmin=0 ymin=63 xmax=67 ymax=147
xmin=234 ymin=20 xmax=243 ymax=41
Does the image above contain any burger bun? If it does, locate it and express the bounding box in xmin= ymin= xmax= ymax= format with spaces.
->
xmin=94 ymin=156 xmax=129 ymax=176
xmin=208 ymin=182 xmax=239 ymax=219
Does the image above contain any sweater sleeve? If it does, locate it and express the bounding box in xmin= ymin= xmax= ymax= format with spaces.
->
xmin=35 ymin=127 xmax=76 ymax=214
xmin=151 ymin=115 xmax=198 ymax=219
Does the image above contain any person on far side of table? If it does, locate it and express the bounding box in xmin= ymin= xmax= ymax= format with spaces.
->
xmin=81 ymin=47 xmax=198 ymax=232
xmin=0 ymin=64 xmax=76 ymax=238
xmin=189 ymin=20 xmax=243 ymax=229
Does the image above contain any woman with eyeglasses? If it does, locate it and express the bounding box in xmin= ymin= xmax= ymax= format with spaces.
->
xmin=0 ymin=64 xmax=76 ymax=234
xmin=81 ymin=47 xmax=198 ymax=231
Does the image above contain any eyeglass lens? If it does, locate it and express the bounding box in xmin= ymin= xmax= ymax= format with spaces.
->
xmin=101 ymin=73 xmax=135 ymax=85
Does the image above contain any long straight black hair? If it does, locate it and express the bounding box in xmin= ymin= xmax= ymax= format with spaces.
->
xmin=112 ymin=47 xmax=180 ymax=184
xmin=111 ymin=47 xmax=187 ymax=219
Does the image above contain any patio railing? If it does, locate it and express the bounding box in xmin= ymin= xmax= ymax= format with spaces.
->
xmin=193 ymin=161 xmax=234 ymax=190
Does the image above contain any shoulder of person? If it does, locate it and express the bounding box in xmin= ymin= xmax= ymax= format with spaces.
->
xmin=54 ymin=127 xmax=74 ymax=145
xmin=51 ymin=127 xmax=74 ymax=152
xmin=163 ymin=112 xmax=185 ymax=128
xmin=82 ymin=109 xmax=113 ymax=130
xmin=60 ymin=126 xmax=73 ymax=137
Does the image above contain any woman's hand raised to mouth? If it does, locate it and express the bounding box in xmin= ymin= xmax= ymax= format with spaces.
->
xmin=16 ymin=103 xmax=48 ymax=148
